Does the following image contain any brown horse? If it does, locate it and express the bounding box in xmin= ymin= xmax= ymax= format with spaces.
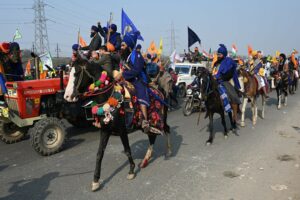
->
xmin=238 ymin=68 xmax=266 ymax=127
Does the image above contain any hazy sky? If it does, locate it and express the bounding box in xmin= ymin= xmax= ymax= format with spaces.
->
xmin=0 ymin=0 xmax=299 ymax=57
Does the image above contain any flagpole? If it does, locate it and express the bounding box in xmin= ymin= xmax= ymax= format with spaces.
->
xmin=106 ymin=12 xmax=113 ymax=44
xmin=77 ymin=28 xmax=80 ymax=45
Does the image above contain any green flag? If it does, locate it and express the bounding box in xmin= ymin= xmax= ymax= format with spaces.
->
xmin=13 ymin=29 xmax=22 ymax=41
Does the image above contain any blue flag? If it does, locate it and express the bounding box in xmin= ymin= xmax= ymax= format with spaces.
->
xmin=121 ymin=9 xmax=144 ymax=41
xmin=188 ymin=26 xmax=201 ymax=48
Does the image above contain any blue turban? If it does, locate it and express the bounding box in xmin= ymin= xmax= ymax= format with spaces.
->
xmin=109 ymin=24 xmax=117 ymax=32
xmin=136 ymin=44 xmax=142 ymax=50
xmin=103 ymin=27 xmax=108 ymax=34
xmin=217 ymin=44 xmax=228 ymax=57
xmin=91 ymin=25 xmax=98 ymax=32
xmin=72 ymin=44 xmax=79 ymax=51
xmin=10 ymin=42 xmax=20 ymax=52
xmin=122 ymin=31 xmax=139 ymax=49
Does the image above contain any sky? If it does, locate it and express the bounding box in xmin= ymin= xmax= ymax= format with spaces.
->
xmin=0 ymin=0 xmax=299 ymax=57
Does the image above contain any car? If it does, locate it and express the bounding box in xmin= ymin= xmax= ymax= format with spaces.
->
xmin=173 ymin=62 xmax=208 ymax=98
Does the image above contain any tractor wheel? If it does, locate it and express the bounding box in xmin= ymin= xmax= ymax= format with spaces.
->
xmin=30 ymin=117 xmax=66 ymax=156
xmin=0 ymin=122 xmax=25 ymax=144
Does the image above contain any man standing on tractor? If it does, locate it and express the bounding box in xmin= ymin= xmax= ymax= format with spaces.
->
xmin=80 ymin=25 xmax=102 ymax=53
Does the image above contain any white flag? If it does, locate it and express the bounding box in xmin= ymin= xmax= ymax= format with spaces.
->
xmin=39 ymin=52 xmax=53 ymax=70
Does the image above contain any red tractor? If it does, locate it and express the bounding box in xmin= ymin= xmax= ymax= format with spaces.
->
xmin=0 ymin=67 xmax=87 ymax=156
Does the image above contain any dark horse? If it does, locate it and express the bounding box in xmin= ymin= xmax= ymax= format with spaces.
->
xmin=65 ymin=55 xmax=171 ymax=191
xmin=271 ymin=69 xmax=289 ymax=109
xmin=197 ymin=68 xmax=239 ymax=145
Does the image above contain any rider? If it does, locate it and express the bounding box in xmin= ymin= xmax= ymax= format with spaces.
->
xmin=98 ymin=23 xmax=122 ymax=52
xmin=80 ymin=25 xmax=102 ymax=53
xmin=214 ymin=44 xmax=241 ymax=105
xmin=249 ymin=50 xmax=269 ymax=98
xmin=119 ymin=32 xmax=150 ymax=133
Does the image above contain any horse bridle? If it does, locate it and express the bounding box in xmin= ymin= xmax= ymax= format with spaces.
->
xmin=74 ymin=64 xmax=95 ymax=94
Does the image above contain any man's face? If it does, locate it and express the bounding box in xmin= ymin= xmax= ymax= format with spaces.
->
xmin=121 ymin=42 xmax=127 ymax=50
xmin=90 ymin=30 xmax=96 ymax=38
xmin=217 ymin=53 xmax=224 ymax=61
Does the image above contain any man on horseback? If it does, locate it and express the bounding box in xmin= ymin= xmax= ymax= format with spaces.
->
xmin=249 ymin=50 xmax=269 ymax=98
xmin=213 ymin=44 xmax=241 ymax=106
xmin=80 ymin=25 xmax=102 ymax=53
xmin=98 ymin=23 xmax=122 ymax=52
xmin=119 ymin=32 xmax=150 ymax=133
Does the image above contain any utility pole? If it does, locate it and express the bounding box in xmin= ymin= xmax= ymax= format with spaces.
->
xmin=55 ymin=43 xmax=61 ymax=58
xmin=170 ymin=21 xmax=177 ymax=55
xmin=33 ymin=0 xmax=50 ymax=54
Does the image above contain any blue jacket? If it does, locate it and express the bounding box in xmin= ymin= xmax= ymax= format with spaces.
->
xmin=123 ymin=50 xmax=147 ymax=84
xmin=215 ymin=57 xmax=240 ymax=89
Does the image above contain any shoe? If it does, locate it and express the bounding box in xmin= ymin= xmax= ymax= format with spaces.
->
xmin=91 ymin=181 xmax=100 ymax=192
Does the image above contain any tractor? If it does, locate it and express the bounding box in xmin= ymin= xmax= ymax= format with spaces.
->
xmin=0 ymin=65 xmax=88 ymax=156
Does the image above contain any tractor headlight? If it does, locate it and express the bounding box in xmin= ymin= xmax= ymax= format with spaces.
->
xmin=7 ymin=89 xmax=17 ymax=97
xmin=187 ymin=89 xmax=193 ymax=95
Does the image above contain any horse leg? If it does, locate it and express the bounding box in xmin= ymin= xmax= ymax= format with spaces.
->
xmin=284 ymin=94 xmax=287 ymax=106
xmin=251 ymin=97 xmax=257 ymax=125
xmin=240 ymin=97 xmax=247 ymax=127
xmin=221 ymin=112 xmax=228 ymax=139
xmin=120 ymin=131 xmax=136 ymax=180
xmin=277 ymin=87 xmax=281 ymax=110
xmin=228 ymin=109 xmax=239 ymax=136
xmin=140 ymin=135 xmax=156 ymax=168
xmin=261 ymin=95 xmax=265 ymax=119
xmin=92 ymin=129 xmax=111 ymax=191
xmin=206 ymin=113 xmax=214 ymax=145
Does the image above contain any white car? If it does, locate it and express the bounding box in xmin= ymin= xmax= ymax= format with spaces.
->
xmin=174 ymin=62 xmax=208 ymax=97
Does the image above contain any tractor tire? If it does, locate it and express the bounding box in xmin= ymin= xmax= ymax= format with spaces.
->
xmin=178 ymin=84 xmax=186 ymax=98
xmin=0 ymin=122 xmax=25 ymax=144
xmin=30 ymin=117 xmax=66 ymax=156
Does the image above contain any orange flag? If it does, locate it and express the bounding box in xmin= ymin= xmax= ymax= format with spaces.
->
xmin=79 ymin=35 xmax=87 ymax=47
xmin=211 ymin=53 xmax=218 ymax=68
xmin=147 ymin=41 xmax=158 ymax=55
xmin=247 ymin=45 xmax=253 ymax=56
xmin=26 ymin=59 xmax=31 ymax=75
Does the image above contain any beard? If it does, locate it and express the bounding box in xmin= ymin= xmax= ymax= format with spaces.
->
xmin=120 ymin=47 xmax=131 ymax=61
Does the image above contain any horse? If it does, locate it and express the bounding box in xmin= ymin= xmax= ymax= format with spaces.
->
xmin=271 ymin=69 xmax=289 ymax=109
xmin=64 ymin=55 xmax=171 ymax=190
xmin=197 ymin=68 xmax=239 ymax=145
xmin=238 ymin=68 xmax=266 ymax=126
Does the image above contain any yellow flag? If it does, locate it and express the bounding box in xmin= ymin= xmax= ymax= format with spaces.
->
xmin=275 ymin=51 xmax=280 ymax=57
xmin=158 ymin=38 xmax=163 ymax=56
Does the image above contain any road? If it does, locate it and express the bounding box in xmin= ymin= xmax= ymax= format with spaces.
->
xmin=0 ymin=91 xmax=300 ymax=200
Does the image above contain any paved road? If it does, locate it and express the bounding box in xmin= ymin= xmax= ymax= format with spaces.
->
xmin=1 ymin=92 xmax=300 ymax=200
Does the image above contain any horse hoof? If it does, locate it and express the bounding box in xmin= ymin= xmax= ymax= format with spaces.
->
xmin=206 ymin=142 xmax=211 ymax=146
xmin=284 ymin=104 xmax=287 ymax=107
xmin=224 ymin=135 xmax=228 ymax=140
xmin=277 ymin=106 xmax=281 ymax=110
xmin=127 ymin=173 xmax=135 ymax=180
xmin=240 ymin=122 xmax=245 ymax=127
xmin=91 ymin=181 xmax=101 ymax=192
xmin=253 ymin=120 xmax=256 ymax=125
xmin=139 ymin=159 xmax=149 ymax=168
xmin=165 ymin=151 xmax=172 ymax=158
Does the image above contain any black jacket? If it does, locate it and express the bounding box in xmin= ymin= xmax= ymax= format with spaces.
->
xmin=81 ymin=33 xmax=102 ymax=51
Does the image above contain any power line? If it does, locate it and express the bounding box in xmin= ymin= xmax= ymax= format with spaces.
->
xmin=33 ymin=0 xmax=50 ymax=54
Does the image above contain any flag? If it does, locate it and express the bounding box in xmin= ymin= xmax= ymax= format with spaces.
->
xmin=202 ymin=50 xmax=210 ymax=58
xmin=247 ymin=45 xmax=253 ymax=56
xmin=275 ymin=51 xmax=280 ymax=57
xmin=39 ymin=52 xmax=53 ymax=71
xmin=158 ymin=38 xmax=163 ymax=56
xmin=211 ymin=53 xmax=218 ymax=68
xmin=232 ymin=44 xmax=237 ymax=57
xmin=188 ymin=27 xmax=201 ymax=48
xmin=170 ymin=50 xmax=183 ymax=63
xmin=147 ymin=41 xmax=158 ymax=55
xmin=25 ymin=59 xmax=31 ymax=76
xmin=121 ymin=8 xmax=143 ymax=41
xmin=209 ymin=48 xmax=212 ymax=55
xmin=79 ymin=35 xmax=87 ymax=47
xmin=13 ymin=28 xmax=22 ymax=41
